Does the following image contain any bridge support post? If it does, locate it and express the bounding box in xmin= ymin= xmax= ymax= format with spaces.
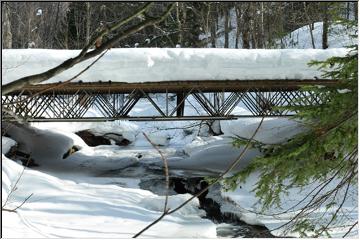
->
xmin=176 ymin=92 xmax=185 ymax=117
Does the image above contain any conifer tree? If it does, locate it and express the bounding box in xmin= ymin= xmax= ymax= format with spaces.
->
xmin=225 ymin=21 xmax=358 ymax=237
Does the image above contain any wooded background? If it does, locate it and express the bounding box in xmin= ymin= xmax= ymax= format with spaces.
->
xmin=1 ymin=1 xmax=357 ymax=50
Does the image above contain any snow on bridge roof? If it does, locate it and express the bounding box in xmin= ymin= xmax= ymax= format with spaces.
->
xmin=2 ymin=48 xmax=348 ymax=85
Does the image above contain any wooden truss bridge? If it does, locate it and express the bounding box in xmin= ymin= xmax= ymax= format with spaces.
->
xmin=2 ymin=79 xmax=335 ymax=122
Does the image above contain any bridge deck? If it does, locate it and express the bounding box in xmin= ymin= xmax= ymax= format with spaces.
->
xmin=7 ymin=79 xmax=336 ymax=95
xmin=2 ymin=79 xmax=335 ymax=121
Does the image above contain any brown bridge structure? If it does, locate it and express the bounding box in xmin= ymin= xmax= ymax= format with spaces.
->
xmin=2 ymin=79 xmax=336 ymax=122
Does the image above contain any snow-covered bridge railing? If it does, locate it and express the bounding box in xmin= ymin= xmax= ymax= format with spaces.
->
xmin=2 ymin=48 xmax=346 ymax=121
xmin=2 ymin=79 xmax=335 ymax=122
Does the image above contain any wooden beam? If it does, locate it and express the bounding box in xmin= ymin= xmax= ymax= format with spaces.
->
xmin=4 ymin=79 xmax=338 ymax=95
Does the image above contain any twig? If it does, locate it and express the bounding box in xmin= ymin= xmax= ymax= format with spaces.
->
xmin=133 ymin=133 xmax=170 ymax=238
xmin=2 ymin=193 xmax=34 ymax=213
xmin=2 ymin=157 xmax=33 ymax=212
xmin=133 ymin=116 xmax=265 ymax=237
xmin=343 ymin=221 xmax=358 ymax=237
xmin=142 ymin=132 xmax=170 ymax=213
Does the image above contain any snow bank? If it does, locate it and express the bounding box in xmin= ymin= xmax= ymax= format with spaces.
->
xmin=139 ymin=193 xmax=205 ymax=217
xmin=146 ymin=132 xmax=171 ymax=146
xmin=3 ymin=123 xmax=140 ymax=175
xmin=221 ymin=172 xmax=358 ymax=238
xmin=2 ymin=155 xmax=24 ymax=205
xmin=167 ymin=135 xmax=260 ymax=173
xmin=282 ymin=22 xmax=357 ymax=49
xmin=2 ymin=136 xmax=17 ymax=154
xmin=2 ymin=157 xmax=217 ymax=238
xmin=221 ymin=117 xmax=305 ymax=144
xmin=32 ymin=120 xmax=139 ymax=143
xmin=2 ymin=48 xmax=348 ymax=85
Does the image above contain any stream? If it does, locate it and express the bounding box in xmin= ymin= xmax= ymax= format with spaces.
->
xmin=101 ymin=163 xmax=274 ymax=238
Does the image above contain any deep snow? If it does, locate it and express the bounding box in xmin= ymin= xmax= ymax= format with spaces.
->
xmin=2 ymin=156 xmax=217 ymax=238
xmin=2 ymin=48 xmax=348 ymax=85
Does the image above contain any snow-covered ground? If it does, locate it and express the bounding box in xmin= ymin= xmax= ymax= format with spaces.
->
xmin=281 ymin=22 xmax=357 ymax=49
xmin=3 ymin=102 xmax=357 ymax=238
xmin=2 ymin=156 xmax=216 ymax=238
xmin=200 ymin=7 xmax=356 ymax=49
xmin=2 ymin=48 xmax=348 ymax=85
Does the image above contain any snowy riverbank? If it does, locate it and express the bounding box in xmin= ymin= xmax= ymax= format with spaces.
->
xmin=2 ymin=111 xmax=358 ymax=238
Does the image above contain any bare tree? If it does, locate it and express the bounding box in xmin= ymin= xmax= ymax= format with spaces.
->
xmin=322 ymin=2 xmax=329 ymax=49
xmin=223 ymin=4 xmax=230 ymax=48
xmin=303 ymin=2 xmax=316 ymax=49
xmin=2 ymin=3 xmax=12 ymax=48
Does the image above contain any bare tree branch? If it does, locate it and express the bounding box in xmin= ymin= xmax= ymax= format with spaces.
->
xmin=2 ymin=49 xmax=109 ymax=106
xmin=2 ymin=3 xmax=175 ymax=95
xmin=142 ymin=132 xmax=170 ymax=213
xmin=2 ymin=157 xmax=33 ymax=212
xmin=343 ymin=221 xmax=358 ymax=237
xmin=132 ymin=132 xmax=170 ymax=238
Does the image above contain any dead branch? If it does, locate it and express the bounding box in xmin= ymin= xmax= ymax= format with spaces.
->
xmin=2 ymin=3 xmax=175 ymax=95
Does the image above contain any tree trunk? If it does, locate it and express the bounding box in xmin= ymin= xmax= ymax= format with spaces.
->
xmin=85 ymin=2 xmax=91 ymax=45
xmin=354 ymin=2 xmax=358 ymax=21
xmin=260 ymin=2 xmax=265 ymax=48
xmin=322 ymin=3 xmax=329 ymax=49
xmin=303 ymin=3 xmax=316 ymax=49
xmin=235 ymin=5 xmax=241 ymax=49
xmin=209 ymin=3 xmax=216 ymax=48
xmin=2 ymin=3 xmax=12 ymax=48
xmin=176 ymin=2 xmax=182 ymax=45
xmin=242 ymin=4 xmax=250 ymax=49
xmin=224 ymin=6 xmax=229 ymax=48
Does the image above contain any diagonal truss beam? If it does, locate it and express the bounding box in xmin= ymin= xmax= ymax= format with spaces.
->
xmin=2 ymin=83 xmax=331 ymax=122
